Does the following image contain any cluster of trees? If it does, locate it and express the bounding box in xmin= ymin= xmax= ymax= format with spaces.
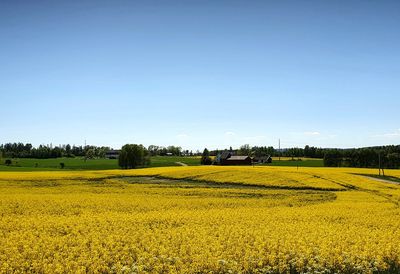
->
xmin=0 ymin=142 xmax=197 ymax=160
xmin=323 ymin=146 xmax=400 ymax=169
xmin=118 ymin=144 xmax=150 ymax=169
xmin=237 ymin=145 xmax=276 ymax=157
xmin=282 ymin=146 xmax=325 ymax=158
xmin=0 ymin=143 xmax=110 ymax=159
xmin=209 ymin=145 xmax=323 ymax=158
xmin=147 ymin=145 xmax=195 ymax=156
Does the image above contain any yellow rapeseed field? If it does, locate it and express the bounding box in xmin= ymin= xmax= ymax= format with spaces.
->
xmin=1 ymin=166 xmax=400 ymax=273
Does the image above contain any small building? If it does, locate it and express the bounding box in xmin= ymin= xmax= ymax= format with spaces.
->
xmin=216 ymin=151 xmax=252 ymax=165
xmin=253 ymin=155 xmax=272 ymax=164
xmin=224 ymin=155 xmax=252 ymax=165
xmin=105 ymin=150 xmax=120 ymax=159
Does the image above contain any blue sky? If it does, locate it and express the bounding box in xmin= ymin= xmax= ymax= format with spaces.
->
xmin=1 ymin=0 xmax=399 ymax=150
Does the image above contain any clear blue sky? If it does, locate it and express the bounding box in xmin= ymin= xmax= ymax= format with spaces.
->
xmin=1 ymin=0 xmax=399 ymax=150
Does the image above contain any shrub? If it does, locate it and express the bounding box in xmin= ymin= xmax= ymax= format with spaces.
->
xmin=201 ymin=148 xmax=212 ymax=165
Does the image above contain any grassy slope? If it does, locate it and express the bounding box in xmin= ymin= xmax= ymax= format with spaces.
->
xmin=0 ymin=156 xmax=324 ymax=171
xmin=0 ymin=156 xmax=201 ymax=171
xmin=0 ymin=157 xmax=118 ymax=171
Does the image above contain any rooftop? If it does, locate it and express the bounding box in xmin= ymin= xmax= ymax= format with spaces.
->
xmin=227 ymin=156 xmax=250 ymax=160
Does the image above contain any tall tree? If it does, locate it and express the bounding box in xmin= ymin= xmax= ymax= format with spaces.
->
xmin=118 ymin=144 xmax=150 ymax=169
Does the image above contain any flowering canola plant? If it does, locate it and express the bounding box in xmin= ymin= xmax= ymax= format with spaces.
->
xmin=0 ymin=166 xmax=400 ymax=273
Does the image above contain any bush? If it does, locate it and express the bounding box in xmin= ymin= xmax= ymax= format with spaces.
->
xmin=60 ymin=163 xmax=65 ymax=169
xmin=201 ymin=156 xmax=212 ymax=165
xmin=5 ymin=159 xmax=12 ymax=166
xmin=200 ymin=148 xmax=212 ymax=165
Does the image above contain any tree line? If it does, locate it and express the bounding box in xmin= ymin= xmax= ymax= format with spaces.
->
xmin=322 ymin=146 xmax=400 ymax=169
xmin=207 ymin=144 xmax=400 ymax=169
xmin=207 ymin=145 xmax=325 ymax=158
xmin=2 ymin=142 xmax=400 ymax=169
xmin=0 ymin=143 xmax=110 ymax=159
xmin=147 ymin=145 xmax=198 ymax=156
xmin=0 ymin=143 xmax=192 ymax=159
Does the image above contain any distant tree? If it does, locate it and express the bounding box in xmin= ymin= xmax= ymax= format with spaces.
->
xmin=51 ymin=146 xmax=62 ymax=158
xmin=252 ymin=146 xmax=274 ymax=158
xmin=304 ymin=145 xmax=310 ymax=157
xmin=386 ymin=153 xmax=400 ymax=169
xmin=86 ymin=148 xmax=95 ymax=159
xmin=118 ymin=144 xmax=150 ymax=169
xmin=96 ymin=147 xmax=109 ymax=158
xmin=323 ymin=150 xmax=342 ymax=167
xmin=148 ymin=145 xmax=160 ymax=156
xmin=238 ymin=144 xmax=251 ymax=156
xmin=200 ymin=148 xmax=212 ymax=165
xmin=65 ymin=144 xmax=72 ymax=156
xmin=167 ymin=146 xmax=182 ymax=156
xmin=5 ymin=159 xmax=12 ymax=166
xmin=60 ymin=162 xmax=65 ymax=169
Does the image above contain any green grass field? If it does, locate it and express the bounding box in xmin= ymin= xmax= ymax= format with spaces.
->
xmin=0 ymin=157 xmax=118 ymax=171
xmin=0 ymin=156 xmax=201 ymax=171
xmin=0 ymin=156 xmax=323 ymax=171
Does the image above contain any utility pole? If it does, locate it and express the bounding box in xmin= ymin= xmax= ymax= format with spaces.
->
xmin=378 ymin=152 xmax=381 ymax=176
xmin=84 ymin=139 xmax=87 ymax=162
xmin=278 ymin=139 xmax=281 ymax=161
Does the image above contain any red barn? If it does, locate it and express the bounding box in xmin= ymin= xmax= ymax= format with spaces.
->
xmin=217 ymin=151 xmax=252 ymax=165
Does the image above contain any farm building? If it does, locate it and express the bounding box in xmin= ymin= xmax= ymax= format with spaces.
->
xmin=224 ymin=155 xmax=252 ymax=165
xmin=105 ymin=150 xmax=120 ymax=159
xmin=216 ymin=151 xmax=252 ymax=165
xmin=253 ymin=155 xmax=272 ymax=164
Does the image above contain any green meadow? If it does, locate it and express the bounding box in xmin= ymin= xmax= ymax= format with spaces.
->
xmin=0 ymin=156 xmax=201 ymax=171
xmin=0 ymin=156 xmax=324 ymax=171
